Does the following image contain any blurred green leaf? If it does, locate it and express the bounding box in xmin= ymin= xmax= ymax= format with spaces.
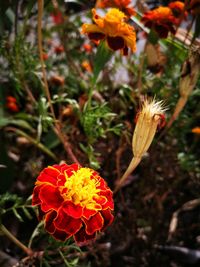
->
xmin=92 ymin=41 xmax=112 ymax=85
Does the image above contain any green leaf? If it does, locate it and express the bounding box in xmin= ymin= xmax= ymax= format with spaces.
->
xmin=22 ymin=207 xmax=32 ymax=220
xmin=92 ymin=41 xmax=112 ymax=85
xmin=12 ymin=208 xmax=23 ymax=222
xmin=5 ymin=8 xmax=15 ymax=25
xmin=148 ymin=29 xmax=159 ymax=45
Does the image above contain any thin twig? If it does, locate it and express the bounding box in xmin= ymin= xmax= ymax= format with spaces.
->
xmin=6 ymin=127 xmax=58 ymax=161
xmin=0 ymin=224 xmax=33 ymax=256
xmin=37 ymin=0 xmax=80 ymax=164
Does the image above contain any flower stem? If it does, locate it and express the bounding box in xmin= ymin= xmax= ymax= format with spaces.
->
xmin=114 ymin=156 xmax=141 ymax=193
xmin=37 ymin=0 xmax=80 ymax=164
xmin=0 ymin=224 xmax=33 ymax=256
xmin=166 ymin=96 xmax=187 ymax=129
xmin=6 ymin=127 xmax=58 ymax=161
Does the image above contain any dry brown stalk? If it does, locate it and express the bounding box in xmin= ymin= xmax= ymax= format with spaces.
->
xmin=37 ymin=0 xmax=80 ymax=164
xmin=166 ymin=45 xmax=200 ymax=130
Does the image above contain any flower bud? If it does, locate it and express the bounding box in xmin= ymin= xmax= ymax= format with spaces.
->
xmin=179 ymin=46 xmax=200 ymax=98
xmin=132 ymin=99 xmax=165 ymax=158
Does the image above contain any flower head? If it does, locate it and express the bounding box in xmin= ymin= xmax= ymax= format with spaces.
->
xmin=54 ymin=45 xmax=64 ymax=54
xmin=133 ymin=99 xmax=166 ymax=158
xmin=51 ymin=10 xmax=64 ymax=24
xmin=6 ymin=96 xmax=19 ymax=112
xmin=83 ymin=43 xmax=93 ymax=53
xmin=32 ymin=163 xmax=114 ymax=244
xmin=96 ymin=0 xmax=135 ymax=17
xmin=141 ymin=6 xmax=177 ymax=38
xmin=168 ymin=1 xmax=187 ymax=19
xmin=82 ymin=8 xmax=136 ymax=55
xmin=192 ymin=127 xmax=200 ymax=134
xmin=82 ymin=60 xmax=93 ymax=72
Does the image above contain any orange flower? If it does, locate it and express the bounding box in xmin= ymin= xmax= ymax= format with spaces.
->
xmin=96 ymin=0 xmax=135 ymax=17
xmin=141 ymin=6 xmax=178 ymax=38
xmin=83 ymin=43 xmax=93 ymax=53
xmin=32 ymin=164 xmax=114 ymax=244
xmin=168 ymin=1 xmax=187 ymax=20
xmin=82 ymin=8 xmax=136 ymax=56
xmin=82 ymin=60 xmax=93 ymax=72
xmin=6 ymin=96 xmax=19 ymax=112
xmin=192 ymin=127 xmax=200 ymax=134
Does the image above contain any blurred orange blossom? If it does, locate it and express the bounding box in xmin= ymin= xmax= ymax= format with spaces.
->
xmin=141 ymin=6 xmax=178 ymax=38
xmin=96 ymin=0 xmax=135 ymax=17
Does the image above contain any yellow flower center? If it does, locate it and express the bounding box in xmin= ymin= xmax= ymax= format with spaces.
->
xmin=64 ymin=167 xmax=100 ymax=209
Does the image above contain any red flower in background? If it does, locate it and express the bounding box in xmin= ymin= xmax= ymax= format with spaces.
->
xmin=96 ymin=0 xmax=135 ymax=17
xmin=141 ymin=6 xmax=178 ymax=38
xmin=6 ymin=96 xmax=19 ymax=112
xmin=83 ymin=43 xmax=93 ymax=53
xmin=32 ymin=164 xmax=114 ymax=244
xmin=54 ymin=45 xmax=65 ymax=54
xmin=168 ymin=1 xmax=187 ymax=21
xmin=51 ymin=10 xmax=64 ymax=25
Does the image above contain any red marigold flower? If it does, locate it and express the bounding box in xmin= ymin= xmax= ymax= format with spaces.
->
xmin=6 ymin=96 xmax=19 ymax=112
xmin=168 ymin=1 xmax=188 ymax=21
xmin=51 ymin=10 xmax=64 ymax=25
xmin=54 ymin=45 xmax=65 ymax=54
xmin=83 ymin=43 xmax=93 ymax=53
xmin=42 ymin=53 xmax=49 ymax=61
xmin=6 ymin=96 xmax=17 ymax=103
xmin=96 ymin=0 xmax=135 ymax=17
xmin=141 ymin=6 xmax=178 ymax=38
xmin=32 ymin=164 xmax=114 ymax=244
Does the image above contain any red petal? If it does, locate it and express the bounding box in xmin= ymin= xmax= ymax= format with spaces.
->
xmin=54 ymin=208 xmax=82 ymax=235
xmin=83 ymin=208 xmax=97 ymax=220
xmin=45 ymin=210 xmax=57 ymax=234
xmin=57 ymin=174 xmax=66 ymax=186
xmin=52 ymin=229 xmax=71 ymax=241
xmin=107 ymin=36 xmax=125 ymax=51
xmin=101 ymin=209 xmax=114 ymax=231
xmin=62 ymin=163 xmax=80 ymax=178
xmin=62 ymin=201 xmax=83 ymax=218
xmin=38 ymin=207 xmax=45 ymax=221
xmin=37 ymin=166 xmax=60 ymax=185
xmin=32 ymin=185 xmax=42 ymax=206
xmin=83 ymin=212 xmax=104 ymax=235
xmin=94 ymin=195 xmax=107 ymax=206
xmin=100 ymin=189 xmax=114 ymax=210
xmin=39 ymin=184 xmax=63 ymax=212
xmin=74 ymin=227 xmax=96 ymax=244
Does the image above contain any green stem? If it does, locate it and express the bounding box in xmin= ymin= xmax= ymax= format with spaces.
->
xmin=6 ymin=127 xmax=58 ymax=161
xmin=0 ymin=224 xmax=33 ymax=256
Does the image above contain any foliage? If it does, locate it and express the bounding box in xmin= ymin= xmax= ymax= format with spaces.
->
xmin=0 ymin=0 xmax=199 ymax=266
